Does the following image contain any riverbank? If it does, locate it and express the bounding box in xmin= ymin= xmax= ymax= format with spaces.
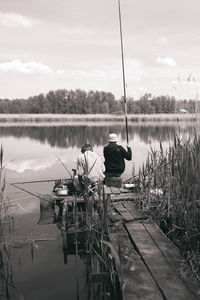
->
xmin=0 ymin=113 xmax=199 ymax=123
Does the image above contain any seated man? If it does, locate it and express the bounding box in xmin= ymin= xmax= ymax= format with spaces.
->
xmin=77 ymin=144 xmax=105 ymax=193
xmin=103 ymin=133 xmax=132 ymax=177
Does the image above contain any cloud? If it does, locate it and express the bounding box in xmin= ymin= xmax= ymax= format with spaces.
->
xmin=139 ymin=87 xmax=145 ymax=92
xmin=59 ymin=68 xmax=114 ymax=80
xmin=0 ymin=59 xmax=117 ymax=83
xmin=156 ymin=57 xmax=177 ymax=67
xmin=128 ymin=75 xmax=141 ymax=81
xmin=0 ymin=12 xmax=40 ymax=28
xmin=171 ymin=80 xmax=178 ymax=85
xmin=60 ymin=27 xmax=93 ymax=36
xmin=151 ymin=80 xmax=158 ymax=85
xmin=75 ymin=69 xmax=106 ymax=79
xmin=58 ymin=58 xmax=143 ymax=82
xmin=0 ymin=59 xmax=53 ymax=74
xmin=126 ymin=58 xmax=143 ymax=71
xmin=157 ymin=36 xmax=168 ymax=44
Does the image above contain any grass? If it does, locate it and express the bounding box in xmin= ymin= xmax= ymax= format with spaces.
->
xmin=135 ymin=132 xmax=200 ymax=281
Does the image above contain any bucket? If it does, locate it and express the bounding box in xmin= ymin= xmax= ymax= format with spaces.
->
xmin=56 ymin=187 xmax=68 ymax=196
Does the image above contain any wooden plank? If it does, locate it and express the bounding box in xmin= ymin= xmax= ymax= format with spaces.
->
xmin=123 ymin=201 xmax=147 ymax=220
xmin=52 ymin=194 xmax=85 ymax=202
xmin=112 ymin=203 xmax=134 ymax=222
xmin=105 ymin=186 xmax=137 ymax=194
xmin=144 ymin=223 xmax=185 ymax=268
xmin=103 ymin=185 xmax=112 ymax=195
xmin=111 ymin=193 xmax=141 ymax=201
xmin=104 ymin=177 xmax=122 ymax=188
xmin=110 ymin=186 xmax=121 ymax=194
xmin=144 ymin=223 xmax=200 ymax=298
xmin=125 ymin=223 xmax=196 ymax=300
xmin=119 ymin=187 xmax=132 ymax=193
xmin=110 ymin=227 xmax=163 ymax=300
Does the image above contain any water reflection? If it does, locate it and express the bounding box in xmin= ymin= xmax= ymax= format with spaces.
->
xmin=0 ymin=122 xmax=197 ymax=149
xmin=2 ymin=122 xmax=199 ymax=184
xmin=2 ymin=238 xmax=89 ymax=300
xmin=1 ymin=121 xmax=198 ymax=299
xmin=2 ymin=184 xmax=120 ymax=300
xmin=8 ymin=157 xmax=55 ymax=173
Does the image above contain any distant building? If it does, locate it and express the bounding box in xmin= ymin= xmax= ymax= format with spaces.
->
xmin=179 ymin=108 xmax=187 ymax=113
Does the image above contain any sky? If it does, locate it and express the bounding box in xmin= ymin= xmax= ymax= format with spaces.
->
xmin=0 ymin=0 xmax=200 ymax=100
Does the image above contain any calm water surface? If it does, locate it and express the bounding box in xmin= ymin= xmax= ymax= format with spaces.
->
xmin=1 ymin=121 xmax=197 ymax=299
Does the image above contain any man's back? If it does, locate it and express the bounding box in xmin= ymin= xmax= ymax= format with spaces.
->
xmin=77 ymin=150 xmax=105 ymax=182
xmin=104 ymin=142 xmax=132 ymax=175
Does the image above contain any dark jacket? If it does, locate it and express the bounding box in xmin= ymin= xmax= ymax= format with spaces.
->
xmin=103 ymin=143 xmax=132 ymax=175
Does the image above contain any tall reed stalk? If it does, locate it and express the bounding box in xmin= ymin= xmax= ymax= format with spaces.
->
xmin=73 ymin=169 xmax=122 ymax=299
xmin=56 ymin=152 xmax=122 ymax=298
xmin=137 ymin=133 xmax=200 ymax=280
xmin=86 ymin=185 xmax=122 ymax=300
xmin=0 ymin=146 xmax=14 ymax=299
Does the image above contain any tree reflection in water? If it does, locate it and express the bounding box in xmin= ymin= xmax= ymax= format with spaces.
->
xmin=0 ymin=123 xmax=196 ymax=149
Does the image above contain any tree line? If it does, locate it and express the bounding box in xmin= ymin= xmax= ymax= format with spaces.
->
xmin=0 ymin=89 xmax=198 ymax=114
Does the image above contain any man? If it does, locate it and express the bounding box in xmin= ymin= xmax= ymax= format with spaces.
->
xmin=103 ymin=133 xmax=132 ymax=177
xmin=77 ymin=144 xmax=105 ymax=189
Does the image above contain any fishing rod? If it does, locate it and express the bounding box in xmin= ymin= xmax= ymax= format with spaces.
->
xmin=11 ymin=183 xmax=54 ymax=203
xmin=117 ymin=0 xmax=129 ymax=145
xmin=11 ymin=179 xmax=58 ymax=185
xmin=54 ymin=153 xmax=72 ymax=178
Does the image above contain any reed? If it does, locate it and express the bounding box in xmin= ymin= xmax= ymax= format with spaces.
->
xmin=72 ymin=174 xmax=122 ymax=299
xmin=55 ymin=154 xmax=121 ymax=298
xmin=87 ymin=186 xmax=122 ymax=300
xmin=136 ymin=132 xmax=200 ymax=280
xmin=0 ymin=146 xmax=15 ymax=298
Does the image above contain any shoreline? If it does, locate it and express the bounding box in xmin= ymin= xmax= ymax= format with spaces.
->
xmin=0 ymin=113 xmax=198 ymax=123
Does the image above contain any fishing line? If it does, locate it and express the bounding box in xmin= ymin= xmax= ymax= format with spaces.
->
xmin=54 ymin=153 xmax=72 ymax=178
xmin=3 ymin=196 xmax=34 ymax=204
xmin=10 ymin=183 xmax=54 ymax=203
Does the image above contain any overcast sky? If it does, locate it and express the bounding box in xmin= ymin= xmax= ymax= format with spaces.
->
xmin=0 ymin=0 xmax=200 ymax=100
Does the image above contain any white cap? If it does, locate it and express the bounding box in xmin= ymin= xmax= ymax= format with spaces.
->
xmin=108 ymin=133 xmax=118 ymax=142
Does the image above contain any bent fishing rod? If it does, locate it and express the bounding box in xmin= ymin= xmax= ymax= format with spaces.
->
xmin=117 ymin=0 xmax=129 ymax=145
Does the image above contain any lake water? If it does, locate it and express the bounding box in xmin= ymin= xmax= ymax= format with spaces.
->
xmin=1 ymin=121 xmax=198 ymax=299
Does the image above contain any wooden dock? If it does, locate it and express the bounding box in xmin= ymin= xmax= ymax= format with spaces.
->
xmin=51 ymin=184 xmax=200 ymax=299
xmin=104 ymin=185 xmax=200 ymax=300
